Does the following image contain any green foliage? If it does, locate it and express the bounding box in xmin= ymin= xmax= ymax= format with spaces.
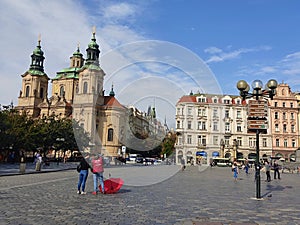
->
xmin=161 ymin=132 xmax=177 ymax=157
xmin=0 ymin=107 xmax=90 ymax=158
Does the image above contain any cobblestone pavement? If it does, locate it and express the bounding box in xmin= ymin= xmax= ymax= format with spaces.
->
xmin=0 ymin=165 xmax=299 ymax=225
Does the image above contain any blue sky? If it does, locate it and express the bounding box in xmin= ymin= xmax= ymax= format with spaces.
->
xmin=1 ymin=0 xmax=300 ymax=128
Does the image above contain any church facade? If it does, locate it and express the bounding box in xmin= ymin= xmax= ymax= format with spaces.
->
xmin=16 ymin=31 xmax=165 ymax=157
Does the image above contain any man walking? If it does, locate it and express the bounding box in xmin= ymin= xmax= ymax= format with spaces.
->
xmin=273 ymin=160 xmax=281 ymax=180
xmin=265 ymin=161 xmax=271 ymax=182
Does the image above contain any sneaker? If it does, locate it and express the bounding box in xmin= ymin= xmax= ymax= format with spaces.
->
xmin=77 ymin=190 xmax=81 ymax=194
xmin=92 ymin=191 xmax=97 ymax=195
xmin=81 ymin=192 xmax=86 ymax=195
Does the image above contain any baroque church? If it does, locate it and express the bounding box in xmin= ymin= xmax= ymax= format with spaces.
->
xmin=16 ymin=30 xmax=166 ymax=157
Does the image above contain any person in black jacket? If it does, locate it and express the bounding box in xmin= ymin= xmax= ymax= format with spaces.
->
xmin=273 ymin=160 xmax=281 ymax=180
xmin=77 ymin=155 xmax=91 ymax=194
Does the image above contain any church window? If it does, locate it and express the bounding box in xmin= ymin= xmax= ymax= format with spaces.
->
xmin=107 ymin=128 xmax=113 ymax=141
xmin=25 ymin=85 xmax=30 ymax=97
xmin=40 ymin=87 xmax=44 ymax=98
xmin=60 ymin=86 xmax=65 ymax=97
xmin=83 ymin=82 xmax=88 ymax=94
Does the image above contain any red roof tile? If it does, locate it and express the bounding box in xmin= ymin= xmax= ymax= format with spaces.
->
xmin=177 ymin=95 xmax=197 ymax=103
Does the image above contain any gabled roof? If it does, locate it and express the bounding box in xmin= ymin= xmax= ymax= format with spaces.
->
xmin=103 ymin=96 xmax=126 ymax=109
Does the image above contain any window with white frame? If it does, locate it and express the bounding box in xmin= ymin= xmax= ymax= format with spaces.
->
xmin=224 ymin=99 xmax=230 ymax=104
xmin=225 ymin=110 xmax=229 ymax=118
xmin=237 ymin=123 xmax=242 ymax=132
xmin=275 ymin=124 xmax=279 ymax=132
xmin=225 ymin=122 xmax=230 ymax=132
xmin=292 ymin=139 xmax=296 ymax=148
xmin=283 ymin=124 xmax=287 ymax=133
xmin=291 ymin=112 xmax=294 ymax=120
xmin=213 ymin=122 xmax=218 ymax=131
xmin=275 ymin=112 xmax=278 ymax=119
xmin=276 ymin=139 xmax=280 ymax=147
xmin=213 ymin=98 xmax=218 ymax=103
xmin=249 ymin=137 xmax=256 ymax=147
xmin=236 ymin=99 xmax=241 ymax=105
xmin=187 ymin=121 xmax=192 ymax=129
xmin=283 ymin=112 xmax=286 ymax=120
xmin=187 ymin=135 xmax=192 ymax=144
xmin=213 ymin=136 xmax=218 ymax=145
xmin=198 ymin=135 xmax=206 ymax=146
xmin=263 ymin=138 xmax=267 ymax=147
xmin=187 ymin=107 xmax=192 ymax=115
xmin=237 ymin=110 xmax=241 ymax=118
xmin=177 ymin=108 xmax=181 ymax=116
xmin=284 ymin=139 xmax=288 ymax=148
xmin=291 ymin=102 xmax=294 ymax=108
xmin=225 ymin=137 xmax=230 ymax=146
xmin=213 ymin=108 xmax=218 ymax=117
xmin=178 ymin=137 xmax=182 ymax=145
xmin=237 ymin=137 xmax=242 ymax=146
xmin=177 ymin=121 xmax=180 ymax=129
xmin=291 ymin=124 xmax=295 ymax=133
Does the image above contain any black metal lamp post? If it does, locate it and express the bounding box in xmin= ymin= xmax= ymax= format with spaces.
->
xmin=236 ymin=79 xmax=277 ymax=199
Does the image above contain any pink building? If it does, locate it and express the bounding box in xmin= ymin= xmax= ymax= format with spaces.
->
xmin=269 ymin=83 xmax=298 ymax=161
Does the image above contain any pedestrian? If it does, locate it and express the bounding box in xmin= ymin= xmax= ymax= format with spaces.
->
xmin=35 ymin=152 xmax=42 ymax=171
xmin=232 ymin=162 xmax=239 ymax=181
xmin=91 ymin=154 xmax=105 ymax=195
xmin=273 ymin=160 xmax=281 ymax=179
xmin=244 ymin=159 xmax=249 ymax=175
xmin=77 ymin=155 xmax=91 ymax=195
xmin=181 ymin=158 xmax=186 ymax=171
xmin=265 ymin=161 xmax=271 ymax=182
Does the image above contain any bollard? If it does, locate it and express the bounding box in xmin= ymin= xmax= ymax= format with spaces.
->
xmin=19 ymin=157 xmax=26 ymax=174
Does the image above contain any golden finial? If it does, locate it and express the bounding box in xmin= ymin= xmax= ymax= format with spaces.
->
xmin=92 ymin=26 xmax=96 ymax=35
xmin=77 ymin=42 xmax=80 ymax=48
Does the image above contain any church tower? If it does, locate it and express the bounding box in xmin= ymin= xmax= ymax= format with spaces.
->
xmin=17 ymin=36 xmax=49 ymax=117
xmin=73 ymin=28 xmax=105 ymax=151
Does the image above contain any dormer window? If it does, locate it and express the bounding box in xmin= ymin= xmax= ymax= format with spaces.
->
xmin=197 ymin=97 xmax=206 ymax=103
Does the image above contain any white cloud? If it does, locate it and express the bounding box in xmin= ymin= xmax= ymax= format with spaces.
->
xmin=102 ymin=2 xmax=137 ymax=21
xmin=204 ymin=46 xmax=272 ymax=64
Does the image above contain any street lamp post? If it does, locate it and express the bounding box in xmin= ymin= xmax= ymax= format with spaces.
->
xmin=236 ymin=79 xmax=277 ymax=199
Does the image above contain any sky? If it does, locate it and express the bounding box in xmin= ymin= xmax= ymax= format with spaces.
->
xmin=1 ymin=0 xmax=300 ymax=129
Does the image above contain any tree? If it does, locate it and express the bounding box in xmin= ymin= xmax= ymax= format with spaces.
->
xmin=161 ymin=131 xmax=177 ymax=158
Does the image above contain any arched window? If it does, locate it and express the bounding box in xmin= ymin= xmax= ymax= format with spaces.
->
xmin=107 ymin=128 xmax=113 ymax=141
xmin=40 ymin=87 xmax=44 ymax=98
xmin=25 ymin=85 xmax=30 ymax=97
xmin=60 ymin=86 xmax=65 ymax=97
xmin=83 ymin=82 xmax=88 ymax=94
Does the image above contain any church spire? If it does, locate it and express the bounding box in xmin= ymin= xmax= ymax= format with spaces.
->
xmin=109 ymin=84 xmax=115 ymax=97
xmin=29 ymin=34 xmax=45 ymax=72
xmin=85 ymin=26 xmax=100 ymax=66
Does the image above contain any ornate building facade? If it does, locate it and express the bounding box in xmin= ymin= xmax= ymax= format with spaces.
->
xmin=16 ymin=31 xmax=165 ymax=157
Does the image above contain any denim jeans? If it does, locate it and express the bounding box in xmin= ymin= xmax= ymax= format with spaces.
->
xmin=77 ymin=170 xmax=88 ymax=192
xmin=93 ymin=172 xmax=104 ymax=193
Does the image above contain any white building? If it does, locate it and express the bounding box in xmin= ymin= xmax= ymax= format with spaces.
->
xmin=175 ymin=93 xmax=273 ymax=165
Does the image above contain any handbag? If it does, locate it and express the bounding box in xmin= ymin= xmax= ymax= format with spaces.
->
xmin=76 ymin=164 xmax=81 ymax=173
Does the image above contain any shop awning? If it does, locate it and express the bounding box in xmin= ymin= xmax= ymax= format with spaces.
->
xmin=196 ymin=151 xmax=207 ymax=157
xmin=212 ymin=151 xmax=220 ymax=157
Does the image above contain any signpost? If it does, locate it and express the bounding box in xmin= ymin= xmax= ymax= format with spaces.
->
xmin=247 ymin=100 xmax=268 ymax=199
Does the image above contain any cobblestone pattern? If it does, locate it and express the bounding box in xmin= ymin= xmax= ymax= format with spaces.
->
xmin=0 ymin=166 xmax=299 ymax=225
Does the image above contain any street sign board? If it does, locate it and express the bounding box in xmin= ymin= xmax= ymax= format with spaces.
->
xmin=247 ymin=100 xmax=268 ymax=118
xmin=247 ymin=119 xmax=268 ymax=130
xmin=247 ymin=100 xmax=268 ymax=133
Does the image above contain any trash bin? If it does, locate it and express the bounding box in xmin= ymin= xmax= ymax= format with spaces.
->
xmin=19 ymin=157 xmax=26 ymax=174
